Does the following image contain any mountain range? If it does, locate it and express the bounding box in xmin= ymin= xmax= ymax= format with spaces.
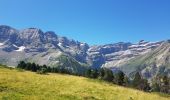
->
xmin=0 ymin=25 xmax=169 ymax=79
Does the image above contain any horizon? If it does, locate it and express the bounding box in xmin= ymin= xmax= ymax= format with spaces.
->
xmin=0 ymin=0 xmax=170 ymax=45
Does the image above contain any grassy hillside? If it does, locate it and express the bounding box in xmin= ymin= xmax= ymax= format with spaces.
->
xmin=0 ymin=66 xmax=169 ymax=100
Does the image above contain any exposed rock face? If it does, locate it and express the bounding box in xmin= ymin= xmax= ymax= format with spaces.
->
xmin=120 ymin=41 xmax=170 ymax=79
xmin=0 ymin=25 xmax=18 ymax=45
xmin=87 ymin=41 xmax=162 ymax=69
xmin=101 ymin=41 xmax=162 ymax=68
xmin=0 ymin=25 xmax=89 ymax=67
xmin=0 ymin=25 xmax=169 ymax=79
xmin=87 ymin=42 xmax=132 ymax=68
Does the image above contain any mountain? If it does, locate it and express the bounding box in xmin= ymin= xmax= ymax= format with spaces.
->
xmin=0 ymin=25 xmax=169 ymax=78
xmin=88 ymin=40 xmax=162 ymax=69
xmin=120 ymin=40 xmax=170 ymax=79
xmin=0 ymin=25 xmax=89 ymax=74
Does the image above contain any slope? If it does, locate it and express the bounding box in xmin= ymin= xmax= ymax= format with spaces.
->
xmin=121 ymin=40 xmax=170 ymax=79
xmin=0 ymin=66 xmax=169 ymax=100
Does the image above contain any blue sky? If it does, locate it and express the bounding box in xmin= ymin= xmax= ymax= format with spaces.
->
xmin=0 ymin=0 xmax=170 ymax=45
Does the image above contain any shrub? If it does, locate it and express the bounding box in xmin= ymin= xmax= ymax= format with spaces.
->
xmin=114 ymin=71 xmax=125 ymax=85
xmin=37 ymin=68 xmax=47 ymax=74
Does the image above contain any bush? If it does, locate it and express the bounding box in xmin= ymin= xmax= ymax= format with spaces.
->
xmin=99 ymin=68 xmax=114 ymax=82
xmin=37 ymin=68 xmax=47 ymax=74
xmin=132 ymin=72 xmax=150 ymax=91
xmin=85 ymin=68 xmax=99 ymax=78
xmin=114 ymin=71 xmax=125 ymax=85
xmin=151 ymin=82 xmax=160 ymax=92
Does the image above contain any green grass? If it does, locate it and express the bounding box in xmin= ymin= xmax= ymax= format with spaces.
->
xmin=0 ymin=66 xmax=169 ymax=100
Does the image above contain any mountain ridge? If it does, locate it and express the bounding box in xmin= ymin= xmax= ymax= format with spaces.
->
xmin=0 ymin=25 xmax=169 ymax=79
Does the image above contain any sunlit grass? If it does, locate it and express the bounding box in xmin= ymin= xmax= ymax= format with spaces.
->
xmin=0 ymin=66 xmax=169 ymax=100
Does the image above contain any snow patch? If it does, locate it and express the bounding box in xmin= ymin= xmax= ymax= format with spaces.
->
xmin=123 ymin=50 xmax=132 ymax=55
xmin=13 ymin=44 xmax=25 ymax=52
xmin=0 ymin=43 xmax=4 ymax=46
xmin=58 ymin=42 xmax=70 ymax=48
xmin=129 ymin=45 xmax=139 ymax=48
xmin=80 ymin=43 xmax=85 ymax=46
xmin=15 ymin=46 xmax=25 ymax=52
xmin=13 ymin=44 xmax=18 ymax=48
xmin=140 ymin=42 xmax=151 ymax=47
xmin=0 ymin=43 xmax=4 ymax=48
xmin=58 ymin=42 xmax=62 ymax=47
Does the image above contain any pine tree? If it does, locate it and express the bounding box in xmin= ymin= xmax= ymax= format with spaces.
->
xmin=17 ymin=61 xmax=26 ymax=69
xmin=114 ymin=71 xmax=125 ymax=85
xmin=86 ymin=68 xmax=92 ymax=78
xmin=91 ymin=69 xmax=99 ymax=78
xmin=151 ymin=82 xmax=160 ymax=92
xmin=124 ymin=76 xmax=129 ymax=86
xmin=139 ymin=79 xmax=150 ymax=92
xmin=160 ymin=75 xmax=170 ymax=93
xmin=31 ymin=63 xmax=37 ymax=72
xmin=103 ymin=68 xmax=114 ymax=82
xmin=132 ymin=72 xmax=142 ymax=88
xmin=25 ymin=62 xmax=32 ymax=70
xmin=99 ymin=68 xmax=105 ymax=79
xmin=132 ymin=72 xmax=150 ymax=91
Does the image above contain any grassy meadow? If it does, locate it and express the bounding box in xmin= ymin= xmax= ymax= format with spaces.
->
xmin=0 ymin=66 xmax=169 ymax=100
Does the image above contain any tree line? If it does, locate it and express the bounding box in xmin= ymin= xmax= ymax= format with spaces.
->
xmin=85 ymin=68 xmax=151 ymax=92
xmin=17 ymin=61 xmax=73 ymax=74
xmin=85 ymin=68 xmax=170 ymax=94
xmin=17 ymin=61 xmax=170 ymax=94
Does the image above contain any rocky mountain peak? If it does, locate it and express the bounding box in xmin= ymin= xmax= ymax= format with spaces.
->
xmin=0 ymin=25 xmax=18 ymax=43
xmin=0 ymin=25 xmax=14 ymax=30
xmin=17 ymin=28 xmax=45 ymax=46
xmin=19 ymin=28 xmax=44 ymax=39
xmin=45 ymin=31 xmax=57 ymax=38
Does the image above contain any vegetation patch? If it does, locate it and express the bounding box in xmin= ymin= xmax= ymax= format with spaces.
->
xmin=0 ymin=66 xmax=169 ymax=100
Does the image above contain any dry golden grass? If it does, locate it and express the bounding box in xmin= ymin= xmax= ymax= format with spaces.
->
xmin=0 ymin=66 xmax=169 ymax=100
